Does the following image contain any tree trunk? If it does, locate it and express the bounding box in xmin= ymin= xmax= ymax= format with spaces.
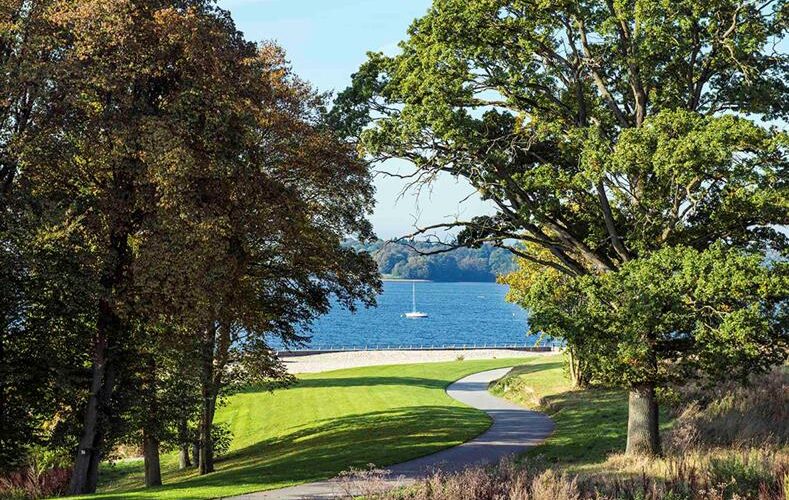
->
xmin=197 ymin=391 xmax=216 ymax=475
xmin=68 ymin=224 xmax=130 ymax=494
xmin=625 ymin=383 xmax=661 ymax=456
xmin=179 ymin=445 xmax=191 ymax=470
xmin=567 ymin=347 xmax=589 ymax=388
xmin=191 ymin=442 xmax=199 ymax=468
xmin=178 ymin=419 xmax=191 ymax=469
xmin=197 ymin=320 xmax=232 ymax=475
xmin=198 ymin=325 xmax=217 ymax=475
xmin=143 ymin=430 xmax=162 ymax=487
xmin=68 ymin=329 xmax=109 ymax=495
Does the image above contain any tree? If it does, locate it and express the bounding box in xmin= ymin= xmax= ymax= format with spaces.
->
xmin=139 ymin=43 xmax=382 ymax=474
xmin=2 ymin=0 xmax=378 ymax=490
xmin=334 ymin=0 xmax=788 ymax=455
xmin=15 ymin=0 xmax=282 ymax=491
xmin=23 ymin=1 xmax=249 ymax=491
xmin=0 ymin=0 xmax=96 ymax=472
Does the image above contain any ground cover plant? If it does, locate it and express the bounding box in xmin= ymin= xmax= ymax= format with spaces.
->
xmin=53 ymin=358 xmax=531 ymax=499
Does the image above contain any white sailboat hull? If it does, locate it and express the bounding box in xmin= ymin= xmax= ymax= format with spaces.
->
xmin=405 ymin=281 xmax=428 ymax=318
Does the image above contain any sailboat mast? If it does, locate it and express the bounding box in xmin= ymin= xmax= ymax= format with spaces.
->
xmin=412 ymin=282 xmax=416 ymax=312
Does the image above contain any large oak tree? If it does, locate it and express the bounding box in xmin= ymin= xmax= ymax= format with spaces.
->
xmin=334 ymin=0 xmax=788 ymax=455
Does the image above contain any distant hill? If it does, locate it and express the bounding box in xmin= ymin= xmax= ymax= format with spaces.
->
xmin=345 ymin=240 xmax=517 ymax=282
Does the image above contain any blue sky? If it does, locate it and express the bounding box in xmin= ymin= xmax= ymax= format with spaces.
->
xmin=217 ymin=0 xmax=495 ymax=239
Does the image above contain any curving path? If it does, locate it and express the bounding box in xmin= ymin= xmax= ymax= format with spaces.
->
xmin=227 ymin=367 xmax=554 ymax=500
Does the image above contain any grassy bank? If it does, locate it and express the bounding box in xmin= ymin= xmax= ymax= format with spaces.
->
xmin=490 ymin=356 xmax=673 ymax=471
xmin=76 ymin=358 xmax=530 ymax=499
xmin=345 ymin=356 xmax=787 ymax=500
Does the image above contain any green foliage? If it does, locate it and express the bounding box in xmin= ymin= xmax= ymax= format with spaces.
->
xmin=334 ymin=0 xmax=787 ymax=273
xmin=208 ymin=423 xmax=232 ymax=458
xmin=507 ymin=245 xmax=788 ymax=389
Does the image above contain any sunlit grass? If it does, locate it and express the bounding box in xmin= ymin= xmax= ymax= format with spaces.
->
xmin=490 ymin=356 xmax=672 ymax=472
xmin=72 ymin=357 xmax=544 ymax=499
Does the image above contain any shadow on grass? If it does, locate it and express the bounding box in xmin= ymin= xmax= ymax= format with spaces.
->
xmin=501 ymin=362 xmax=564 ymax=378
xmin=532 ymin=388 xmax=628 ymax=465
xmin=232 ymin=376 xmax=461 ymax=395
xmin=91 ymin=405 xmax=488 ymax=499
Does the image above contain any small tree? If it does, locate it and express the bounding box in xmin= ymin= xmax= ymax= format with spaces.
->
xmin=334 ymin=0 xmax=788 ymax=454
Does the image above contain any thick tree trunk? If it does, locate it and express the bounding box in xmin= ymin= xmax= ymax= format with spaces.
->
xmin=68 ymin=329 xmax=109 ymax=495
xmin=143 ymin=430 xmax=162 ymax=487
xmin=625 ymin=383 xmax=661 ymax=456
xmin=68 ymin=223 xmax=130 ymax=494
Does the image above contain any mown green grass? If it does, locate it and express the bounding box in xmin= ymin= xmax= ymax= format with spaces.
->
xmin=73 ymin=357 xmax=536 ymax=499
xmin=491 ymin=356 xmax=672 ymax=472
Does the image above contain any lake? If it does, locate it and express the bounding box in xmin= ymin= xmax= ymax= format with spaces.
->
xmin=296 ymin=281 xmax=538 ymax=349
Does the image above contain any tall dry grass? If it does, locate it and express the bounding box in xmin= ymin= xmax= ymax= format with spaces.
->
xmin=664 ymin=367 xmax=788 ymax=451
xmin=342 ymin=453 xmax=787 ymax=500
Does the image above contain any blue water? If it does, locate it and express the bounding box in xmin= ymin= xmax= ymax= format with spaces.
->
xmin=297 ymin=281 xmax=536 ymax=349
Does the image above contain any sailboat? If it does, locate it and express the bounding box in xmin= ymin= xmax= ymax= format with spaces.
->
xmin=404 ymin=281 xmax=428 ymax=318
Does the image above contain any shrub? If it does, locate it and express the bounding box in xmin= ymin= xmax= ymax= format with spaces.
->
xmin=212 ymin=422 xmax=234 ymax=458
xmin=707 ymin=452 xmax=786 ymax=499
xmin=0 ymin=466 xmax=70 ymax=500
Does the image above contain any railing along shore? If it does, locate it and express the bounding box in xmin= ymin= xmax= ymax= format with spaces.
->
xmin=278 ymin=343 xmax=562 ymax=356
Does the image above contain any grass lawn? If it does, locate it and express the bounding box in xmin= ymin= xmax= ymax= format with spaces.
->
xmin=490 ymin=355 xmax=672 ymax=472
xmin=74 ymin=357 xmax=538 ymax=499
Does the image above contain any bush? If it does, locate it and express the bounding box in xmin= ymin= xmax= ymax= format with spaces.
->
xmin=212 ymin=422 xmax=233 ymax=458
xmin=0 ymin=466 xmax=70 ymax=500
xmin=0 ymin=445 xmax=72 ymax=500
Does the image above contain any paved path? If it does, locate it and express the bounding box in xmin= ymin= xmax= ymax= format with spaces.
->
xmin=227 ymin=367 xmax=554 ymax=499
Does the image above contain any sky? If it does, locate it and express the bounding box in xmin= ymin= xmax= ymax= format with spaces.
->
xmin=216 ymin=0 xmax=495 ymax=239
